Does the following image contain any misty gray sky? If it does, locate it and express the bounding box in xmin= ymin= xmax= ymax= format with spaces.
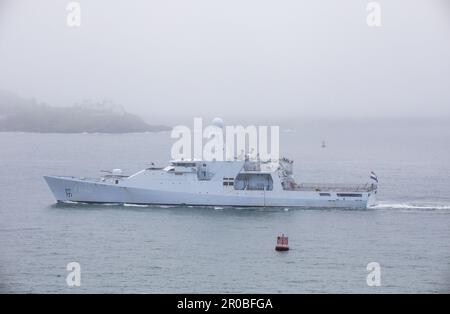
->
xmin=0 ymin=0 xmax=449 ymax=123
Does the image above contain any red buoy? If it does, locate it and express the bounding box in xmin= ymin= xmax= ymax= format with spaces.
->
xmin=275 ymin=233 xmax=289 ymax=251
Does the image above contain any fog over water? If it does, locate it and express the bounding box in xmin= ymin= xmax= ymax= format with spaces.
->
xmin=0 ymin=0 xmax=450 ymax=124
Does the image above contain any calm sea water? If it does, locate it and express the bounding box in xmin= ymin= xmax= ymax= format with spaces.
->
xmin=1 ymin=119 xmax=450 ymax=293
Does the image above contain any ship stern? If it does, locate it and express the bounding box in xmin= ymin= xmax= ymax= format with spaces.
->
xmin=367 ymin=189 xmax=378 ymax=208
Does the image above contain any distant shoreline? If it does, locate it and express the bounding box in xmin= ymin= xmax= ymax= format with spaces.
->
xmin=0 ymin=91 xmax=171 ymax=134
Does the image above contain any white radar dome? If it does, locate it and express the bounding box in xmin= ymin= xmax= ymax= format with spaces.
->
xmin=212 ymin=117 xmax=224 ymax=129
xmin=112 ymin=169 xmax=123 ymax=175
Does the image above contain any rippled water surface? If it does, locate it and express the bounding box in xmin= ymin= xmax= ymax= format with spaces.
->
xmin=1 ymin=120 xmax=449 ymax=293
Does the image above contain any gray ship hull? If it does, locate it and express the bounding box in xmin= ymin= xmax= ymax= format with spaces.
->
xmin=44 ymin=175 xmax=377 ymax=209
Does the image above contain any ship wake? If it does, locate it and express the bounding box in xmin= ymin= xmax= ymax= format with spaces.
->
xmin=373 ymin=202 xmax=450 ymax=211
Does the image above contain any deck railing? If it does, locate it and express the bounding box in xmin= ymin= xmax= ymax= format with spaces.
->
xmin=289 ymin=183 xmax=377 ymax=192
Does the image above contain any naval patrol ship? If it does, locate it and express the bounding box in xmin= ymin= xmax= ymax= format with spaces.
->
xmin=44 ymin=156 xmax=378 ymax=208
